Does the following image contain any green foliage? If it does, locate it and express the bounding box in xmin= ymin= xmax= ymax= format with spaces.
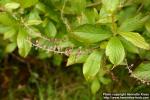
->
xmin=0 ymin=0 xmax=150 ymax=98
xmin=106 ymin=37 xmax=125 ymax=65
xmin=120 ymin=37 xmax=139 ymax=54
xmin=44 ymin=21 xmax=57 ymax=38
xmin=71 ymin=24 xmax=112 ymax=43
xmin=118 ymin=14 xmax=149 ymax=32
xmin=91 ymin=78 xmax=100 ymax=94
xmin=4 ymin=2 xmax=20 ymax=10
xmin=67 ymin=49 xmax=88 ymax=66
xmin=5 ymin=42 xmax=17 ymax=53
xmin=119 ymin=31 xmax=150 ymax=50
xmin=0 ymin=12 xmax=18 ymax=26
xmin=13 ymin=0 xmax=39 ymax=8
xmin=83 ymin=50 xmax=103 ymax=80
xmin=131 ymin=63 xmax=150 ymax=82
xmin=102 ymin=0 xmax=119 ymax=13
xmin=17 ymin=27 xmax=31 ymax=57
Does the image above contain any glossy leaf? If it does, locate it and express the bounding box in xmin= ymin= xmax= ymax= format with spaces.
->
xmin=98 ymin=7 xmax=112 ymax=23
xmin=100 ymin=77 xmax=111 ymax=85
xmin=36 ymin=2 xmax=59 ymax=22
xmin=102 ymin=0 xmax=120 ymax=13
xmin=5 ymin=2 xmax=20 ymax=10
xmin=117 ymin=6 xmax=137 ymax=25
xmin=13 ymin=0 xmax=39 ymax=8
xmin=106 ymin=37 xmax=125 ymax=65
xmin=91 ymin=79 xmax=100 ymax=94
xmin=4 ymin=28 xmax=16 ymax=39
xmin=67 ymin=50 xmax=88 ymax=66
xmin=71 ymin=0 xmax=86 ymax=14
xmin=119 ymin=14 xmax=149 ymax=32
xmin=0 ymin=12 xmax=18 ymax=26
xmin=119 ymin=32 xmax=150 ymax=50
xmin=120 ymin=37 xmax=139 ymax=54
xmin=27 ymin=20 xmax=42 ymax=25
xmin=0 ymin=25 xmax=11 ymax=33
xmin=71 ymin=24 xmax=112 ymax=44
xmin=26 ymin=26 xmax=41 ymax=38
xmin=44 ymin=21 xmax=57 ymax=38
xmin=100 ymin=41 xmax=108 ymax=49
xmin=17 ymin=27 xmax=31 ymax=57
xmin=83 ymin=50 xmax=104 ymax=80
xmin=131 ymin=63 xmax=150 ymax=82
xmin=35 ymin=2 xmax=46 ymax=13
xmin=27 ymin=9 xmax=42 ymax=25
xmin=80 ymin=8 xmax=98 ymax=25
xmin=5 ymin=42 xmax=17 ymax=53
xmin=145 ymin=22 xmax=150 ymax=33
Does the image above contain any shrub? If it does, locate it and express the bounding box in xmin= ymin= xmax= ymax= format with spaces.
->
xmin=0 ymin=0 xmax=150 ymax=95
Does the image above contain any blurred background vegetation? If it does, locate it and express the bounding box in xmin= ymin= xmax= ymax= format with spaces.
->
xmin=0 ymin=46 xmax=150 ymax=100
xmin=0 ymin=43 xmax=150 ymax=100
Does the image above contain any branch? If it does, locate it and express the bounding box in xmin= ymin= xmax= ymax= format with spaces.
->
xmin=61 ymin=0 xmax=71 ymax=31
xmin=86 ymin=1 xmax=101 ymax=8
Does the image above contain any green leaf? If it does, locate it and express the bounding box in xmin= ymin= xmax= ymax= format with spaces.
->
xmin=117 ymin=6 xmax=137 ymax=25
xmin=27 ymin=9 xmax=42 ymax=25
xmin=100 ymin=77 xmax=111 ymax=85
xmin=71 ymin=0 xmax=86 ymax=14
xmin=5 ymin=42 xmax=17 ymax=53
xmin=83 ymin=50 xmax=104 ymax=80
xmin=35 ymin=2 xmax=46 ymax=13
xmin=36 ymin=2 xmax=59 ymax=22
xmin=80 ymin=8 xmax=98 ymax=25
xmin=17 ymin=27 xmax=31 ymax=57
xmin=27 ymin=20 xmax=42 ymax=25
xmin=119 ymin=37 xmax=139 ymax=54
xmin=67 ymin=49 xmax=88 ymax=66
xmin=91 ymin=78 xmax=100 ymax=94
xmin=131 ymin=63 xmax=150 ymax=82
xmin=35 ymin=0 xmax=59 ymax=22
xmin=0 ymin=25 xmax=12 ymax=33
xmin=119 ymin=14 xmax=149 ymax=32
xmin=28 ymin=9 xmax=41 ymax=20
xmin=102 ymin=0 xmax=120 ymax=13
xmin=57 ymin=40 xmax=75 ymax=49
xmin=4 ymin=28 xmax=16 ymax=39
xmin=5 ymin=2 xmax=20 ymax=10
xmin=119 ymin=32 xmax=150 ymax=50
xmin=106 ymin=37 xmax=125 ymax=65
xmin=26 ymin=26 xmax=41 ymax=38
xmin=0 ymin=12 xmax=18 ymax=27
xmin=13 ymin=0 xmax=39 ymax=8
xmin=44 ymin=21 xmax=57 ymax=38
xmin=98 ymin=7 xmax=113 ymax=23
xmin=139 ymin=49 xmax=150 ymax=61
xmin=100 ymin=41 xmax=108 ymax=49
xmin=71 ymin=24 xmax=112 ymax=44
xmin=145 ymin=22 xmax=150 ymax=33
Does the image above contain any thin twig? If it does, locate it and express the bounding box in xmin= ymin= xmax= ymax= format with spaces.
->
xmin=61 ymin=0 xmax=71 ymax=31
xmin=11 ymin=53 xmax=26 ymax=63
xmin=137 ymin=3 xmax=144 ymax=13
xmin=26 ymin=39 xmax=67 ymax=55
xmin=86 ymin=1 xmax=101 ymax=7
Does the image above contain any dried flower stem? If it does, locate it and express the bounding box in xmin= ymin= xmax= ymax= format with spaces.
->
xmin=61 ymin=0 xmax=71 ymax=31
xmin=26 ymin=39 xmax=67 ymax=55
